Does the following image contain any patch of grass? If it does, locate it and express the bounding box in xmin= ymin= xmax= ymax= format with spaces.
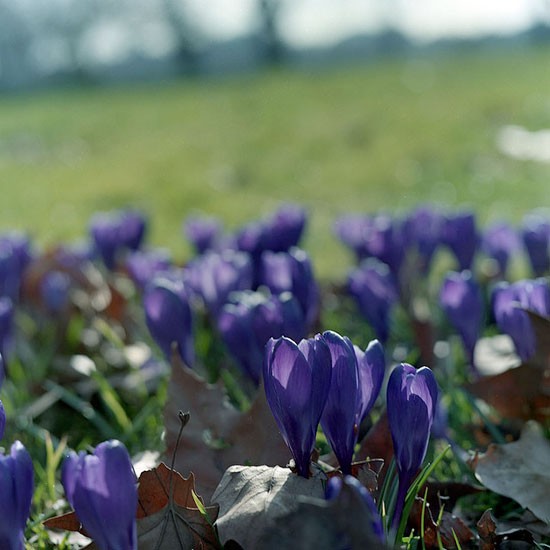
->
xmin=0 ymin=46 xmax=549 ymax=280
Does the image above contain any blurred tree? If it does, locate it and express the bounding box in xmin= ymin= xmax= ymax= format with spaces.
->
xmin=0 ymin=2 xmax=33 ymax=89
xmin=257 ymin=0 xmax=286 ymax=66
xmin=162 ymin=0 xmax=201 ymax=75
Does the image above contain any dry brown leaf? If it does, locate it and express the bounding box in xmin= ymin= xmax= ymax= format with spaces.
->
xmin=526 ymin=310 xmax=550 ymax=370
xmin=466 ymin=364 xmax=550 ymax=422
xmin=164 ymin=364 xmax=289 ymax=501
xmin=409 ymin=497 xmax=475 ymax=549
xmin=43 ymin=511 xmax=86 ymax=535
xmin=474 ymin=421 xmax=550 ymax=524
xmin=354 ymin=411 xmax=393 ymax=487
xmin=212 ymin=465 xmax=326 ymax=548
xmin=257 ymin=475 xmax=389 ymax=549
xmin=137 ymin=462 xmax=210 ymax=517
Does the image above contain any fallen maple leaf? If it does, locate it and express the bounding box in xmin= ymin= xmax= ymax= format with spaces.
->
xmin=474 ymin=421 xmax=550 ymax=524
xmin=163 ymin=364 xmax=290 ymax=500
xmin=212 ymin=465 xmax=326 ymax=548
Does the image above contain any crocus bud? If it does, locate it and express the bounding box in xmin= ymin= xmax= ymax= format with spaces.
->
xmin=365 ymin=214 xmax=405 ymax=278
xmin=62 ymin=440 xmax=137 ymax=550
xmin=183 ymin=216 xmax=222 ymax=255
xmin=522 ymin=213 xmax=550 ymax=276
xmin=402 ymin=205 xmax=443 ymax=274
xmin=440 ymin=270 xmax=483 ymax=367
xmin=40 ymin=271 xmax=71 ymax=313
xmin=144 ymin=277 xmax=194 ymax=367
xmin=0 ymin=233 xmax=32 ymax=302
xmin=320 ymin=331 xmax=361 ymax=475
xmin=90 ymin=210 xmax=146 ymax=269
xmin=481 ymin=222 xmax=519 ymax=277
xmin=492 ymin=279 xmax=550 ymax=362
xmin=259 ymin=248 xmax=320 ymax=328
xmin=218 ymin=291 xmax=306 ymax=384
xmin=185 ymin=250 xmax=253 ymax=316
xmin=348 ymin=258 xmax=398 ymax=344
xmin=442 ymin=211 xmax=477 ymax=270
xmin=125 ymin=249 xmax=171 ymax=290
xmin=0 ymin=297 xmax=14 ymax=384
xmin=334 ymin=214 xmax=372 ymax=261
xmin=326 ymin=476 xmax=385 ymax=543
xmin=264 ymin=335 xmax=331 ymax=477
xmin=262 ymin=204 xmax=307 ymax=252
xmin=0 ymin=441 xmax=34 ymax=549
xmin=354 ymin=340 xmax=385 ymax=426
xmin=387 ymin=364 xmax=438 ymax=529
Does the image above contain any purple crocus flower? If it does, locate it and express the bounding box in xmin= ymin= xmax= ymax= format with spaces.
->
xmin=354 ymin=340 xmax=385 ymax=426
xmin=348 ymin=258 xmax=398 ymax=344
xmin=62 ymin=440 xmax=137 ymax=550
xmin=264 ymin=335 xmax=331 ymax=477
xmin=387 ymin=364 xmax=437 ymax=530
xmin=0 ymin=398 xmax=4 ymax=439
xmin=402 ymin=205 xmax=444 ymax=274
xmin=442 ymin=211 xmax=477 ymax=270
xmin=125 ymin=249 xmax=172 ymax=290
xmin=144 ymin=277 xmax=194 ymax=367
xmin=259 ymin=248 xmax=320 ymax=328
xmin=522 ymin=213 xmax=550 ymax=276
xmin=334 ymin=214 xmax=372 ymax=261
xmin=40 ymin=271 xmax=71 ymax=313
xmin=262 ymin=204 xmax=307 ymax=252
xmin=0 ymin=441 xmax=34 ymax=549
xmin=492 ymin=278 xmax=550 ymax=362
xmin=320 ymin=331 xmax=361 ymax=475
xmin=326 ymin=476 xmax=385 ymax=543
xmin=218 ymin=291 xmax=306 ymax=384
xmin=0 ymin=234 xmax=32 ymax=302
xmin=183 ymin=216 xmax=223 ymax=255
xmin=90 ymin=210 xmax=147 ymax=269
xmin=365 ymin=214 xmax=405 ymax=278
xmin=0 ymin=298 xmax=14 ymax=384
xmin=481 ymin=222 xmax=519 ymax=277
xmin=184 ymin=250 xmax=253 ymax=316
xmin=440 ymin=270 xmax=483 ymax=367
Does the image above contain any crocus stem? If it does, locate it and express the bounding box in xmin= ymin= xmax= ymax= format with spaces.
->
xmin=391 ymin=477 xmax=408 ymax=533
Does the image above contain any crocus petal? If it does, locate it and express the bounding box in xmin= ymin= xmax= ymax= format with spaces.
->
xmin=355 ymin=340 xmax=385 ymax=425
xmin=320 ymin=331 xmax=360 ymax=475
xmin=264 ymin=337 xmax=315 ymax=476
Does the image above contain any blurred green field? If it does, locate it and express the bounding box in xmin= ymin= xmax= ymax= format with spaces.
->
xmin=0 ymin=46 xmax=549 ymax=279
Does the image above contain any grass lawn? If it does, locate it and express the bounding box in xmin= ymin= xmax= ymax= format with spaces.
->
xmin=0 ymin=44 xmax=549 ymax=279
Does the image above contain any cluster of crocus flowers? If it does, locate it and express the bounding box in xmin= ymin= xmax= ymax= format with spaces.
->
xmin=264 ymin=331 xmax=385 ymax=477
xmin=62 ymin=440 xmax=138 ymax=550
xmin=387 ymin=363 xmax=438 ymax=530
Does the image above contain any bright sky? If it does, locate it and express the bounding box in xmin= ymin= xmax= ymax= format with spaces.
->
xmin=196 ymin=0 xmax=547 ymax=46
